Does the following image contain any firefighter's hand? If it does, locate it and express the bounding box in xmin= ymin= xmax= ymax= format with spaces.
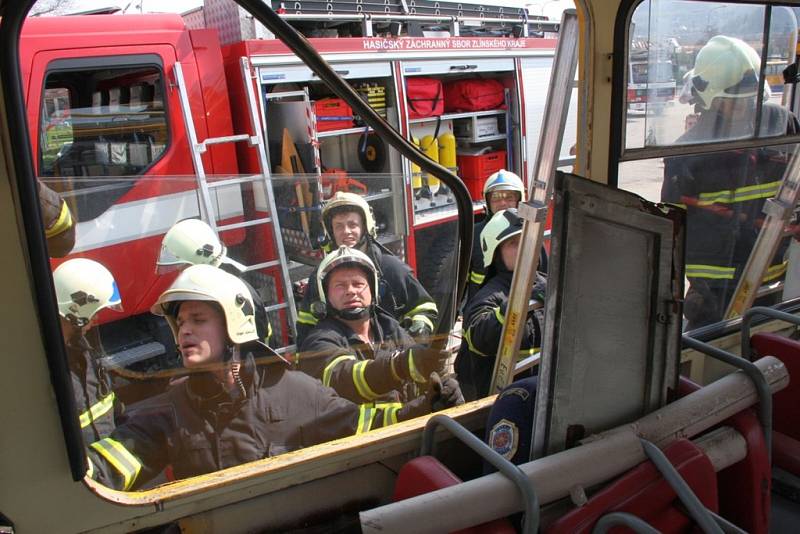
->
xmin=406 ymin=318 xmax=433 ymax=339
xmin=429 ymin=372 xmax=465 ymax=411
xmin=392 ymin=348 xmax=448 ymax=384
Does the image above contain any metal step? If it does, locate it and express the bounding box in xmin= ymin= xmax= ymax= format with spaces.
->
xmin=217 ymin=217 xmax=273 ymax=232
xmin=207 ymin=174 xmax=267 ymax=188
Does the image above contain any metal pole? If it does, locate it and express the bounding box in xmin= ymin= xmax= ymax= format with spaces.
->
xmin=489 ymin=9 xmax=579 ymax=393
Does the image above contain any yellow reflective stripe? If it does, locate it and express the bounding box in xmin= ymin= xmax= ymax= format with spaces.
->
xmin=352 ymin=361 xmax=380 ymax=401
xmin=519 ymin=347 xmax=538 ymax=356
xmin=89 ymin=438 xmax=141 ymax=491
xmin=297 ymin=310 xmax=318 ymax=326
xmin=356 ymin=405 xmax=377 ymax=435
xmin=685 ymin=264 xmax=736 ymax=280
xmin=494 ymin=307 xmax=505 ymax=325
xmin=79 ymin=392 xmax=115 ymax=429
xmin=411 ymin=315 xmax=435 ymax=332
xmin=44 ymin=201 xmax=72 ymax=238
xmin=464 ymin=328 xmax=488 ymax=357
xmin=696 ymin=180 xmax=780 ymax=205
xmin=376 ymin=402 xmax=403 ymax=426
xmin=406 ymin=301 xmax=438 ymax=315
xmin=322 ymin=355 xmax=357 ymax=387
xmin=86 ymin=457 xmax=94 ymax=478
xmin=407 ymin=350 xmax=427 ymax=383
xmin=764 ymin=261 xmax=788 ymax=282
xmin=470 ymin=271 xmax=486 ymax=284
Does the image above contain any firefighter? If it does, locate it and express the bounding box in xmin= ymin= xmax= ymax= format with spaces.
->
xmin=53 ymin=258 xmax=124 ymax=445
xmin=662 ymin=35 xmax=799 ymax=330
xmin=39 ymin=180 xmax=75 ymax=257
xmin=467 ymin=169 xmax=546 ymax=301
xmin=299 ymin=246 xmax=464 ymax=409
xmin=456 ymin=209 xmax=545 ymax=401
xmin=86 ymin=264 xmax=436 ymax=491
xmin=156 ymin=218 xmax=273 ymax=346
xmin=296 ymin=192 xmax=437 ymax=344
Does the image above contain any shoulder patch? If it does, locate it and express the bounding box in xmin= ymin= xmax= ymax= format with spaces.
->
xmin=497 ymin=386 xmax=530 ymax=402
xmin=488 ymin=418 xmax=519 ymax=460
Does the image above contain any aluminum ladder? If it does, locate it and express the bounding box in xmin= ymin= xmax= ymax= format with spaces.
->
xmin=173 ymin=58 xmax=298 ymax=343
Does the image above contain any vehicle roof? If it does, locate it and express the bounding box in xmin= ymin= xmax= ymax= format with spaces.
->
xmin=21 ymin=13 xmax=186 ymax=38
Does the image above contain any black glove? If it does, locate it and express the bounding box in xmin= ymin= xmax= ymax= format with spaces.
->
xmin=391 ymin=348 xmax=448 ymax=384
xmin=430 ymin=373 xmax=465 ymax=411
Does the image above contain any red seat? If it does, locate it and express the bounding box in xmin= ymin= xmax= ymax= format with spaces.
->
xmin=750 ymin=332 xmax=800 ymax=442
xmin=546 ymin=439 xmax=718 ymax=534
xmin=393 ymin=456 xmax=516 ymax=534
xmin=679 ymin=376 xmax=770 ymax=534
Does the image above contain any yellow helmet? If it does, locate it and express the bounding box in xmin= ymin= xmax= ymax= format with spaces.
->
xmin=53 ymin=258 xmax=123 ymax=327
xmin=690 ymin=35 xmax=761 ymax=110
xmin=321 ymin=192 xmax=377 ymax=245
xmin=480 ymin=209 xmax=523 ymax=268
xmin=156 ymin=219 xmax=244 ymax=274
xmin=151 ymin=264 xmax=257 ymax=345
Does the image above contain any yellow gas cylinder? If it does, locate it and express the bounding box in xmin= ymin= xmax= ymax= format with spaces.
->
xmin=438 ymin=131 xmax=457 ymax=174
xmin=411 ymin=136 xmax=422 ymax=190
xmin=420 ymin=134 xmax=440 ymax=195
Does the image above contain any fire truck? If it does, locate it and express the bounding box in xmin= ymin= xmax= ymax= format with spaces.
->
xmin=22 ymin=1 xmax=563 ymax=385
xmin=3 ymin=0 xmax=800 ymax=532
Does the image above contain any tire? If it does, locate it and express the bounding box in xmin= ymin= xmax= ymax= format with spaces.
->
xmin=417 ymin=231 xmax=459 ymax=334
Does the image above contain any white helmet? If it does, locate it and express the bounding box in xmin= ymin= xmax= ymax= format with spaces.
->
xmin=156 ymin=219 xmax=243 ymax=274
xmin=322 ymin=192 xmax=377 ymax=245
xmin=689 ymin=35 xmax=761 ymax=111
xmin=483 ymin=169 xmax=526 ymax=213
xmin=481 ymin=208 xmax=523 ymax=268
xmin=315 ymin=246 xmax=378 ymax=321
xmin=151 ymin=264 xmax=257 ymax=345
xmin=53 ymin=258 xmax=122 ymax=327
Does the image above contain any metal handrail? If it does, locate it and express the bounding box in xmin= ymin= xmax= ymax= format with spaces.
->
xmin=639 ymin=439 xmax=731 ymax=534
xmin=421 ymin=414 xmax=540 ymax=534
xmin=741 ymin=306 xmax=800 ymax=361
xmin=681 ymin=335 xmax=772 ymax=462
xmin=592 ymin=512 xmax=659 ymax=534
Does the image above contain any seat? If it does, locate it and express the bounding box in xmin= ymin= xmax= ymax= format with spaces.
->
xmin=546 ymin=439 xmax=718 ymax=534
xmin=393 ymin=456 xmax=516 ymax=534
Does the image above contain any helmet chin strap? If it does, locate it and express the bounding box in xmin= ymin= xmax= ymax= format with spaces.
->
xmin=328 ymin=303 xmax=373 ymax=321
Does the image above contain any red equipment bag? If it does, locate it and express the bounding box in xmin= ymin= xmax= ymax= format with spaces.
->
xmin=444 ymin=78 xmax=506 ymax=112
xmin=406 ymin=77 xmax=444 ymax=119
xmin=314 ymin=98 xmax=354 ymax=131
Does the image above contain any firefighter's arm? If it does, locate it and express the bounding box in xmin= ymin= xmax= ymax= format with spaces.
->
xmin=300 ymin=336 xmax=402 ymax=403
xmin=38 ymin=180 xmax=75 ymax=257
xmin=295 ymin=270 xmax=320 ymax=345
xmin=386 ymin=258 xmax=438 ymax=336
xmin=85 ymin=408 xmax=170 ymax=491
xmin=463 ymin=295 xmax=506 ymax=358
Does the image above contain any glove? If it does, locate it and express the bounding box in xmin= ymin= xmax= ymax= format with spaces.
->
xmin=429 ymin=373 xmax=465 ymax=411
xmin=406 ymin=318 xmax=433 ymax=339
xmin=391 ymin=347 xmax=449 ymax=384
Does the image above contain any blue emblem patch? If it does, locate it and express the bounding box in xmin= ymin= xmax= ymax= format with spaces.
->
xmin=489 ymin=419 xmax=518 ymax=460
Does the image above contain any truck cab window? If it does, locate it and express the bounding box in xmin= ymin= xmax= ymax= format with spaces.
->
xmin=38 ymin=63 xmax=168 ymax=221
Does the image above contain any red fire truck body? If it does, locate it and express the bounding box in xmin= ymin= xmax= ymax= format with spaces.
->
xmin=20 ymin=12 xmax=559 ymax=367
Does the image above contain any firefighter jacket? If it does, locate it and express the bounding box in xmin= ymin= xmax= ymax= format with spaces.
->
xmin=299 ymin=308 xmax=419 ymax=404
xmin=296 ymin=239 xmax=438 ymax=344
xmin=662 ymin=103 xmax=798 ymax=321
xmin=456 ymin=268 xmax=543 ymax=401
xmin=467 ymin=219 xmax=489 ymax=302
xmin=86 ymin=348 xmax=406 ymax=491
xmin=38 ymin=180 xmax=75 ymax=257
xmin=67 ymin=333 xmax=120 ymax=445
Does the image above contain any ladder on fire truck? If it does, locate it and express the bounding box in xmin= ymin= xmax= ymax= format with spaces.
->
xmin=173 ymin=58 xmax=299 ymax=345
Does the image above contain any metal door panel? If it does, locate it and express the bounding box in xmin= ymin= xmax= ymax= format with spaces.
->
xmin=532 ymin=172 xmax=684 ymax=458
